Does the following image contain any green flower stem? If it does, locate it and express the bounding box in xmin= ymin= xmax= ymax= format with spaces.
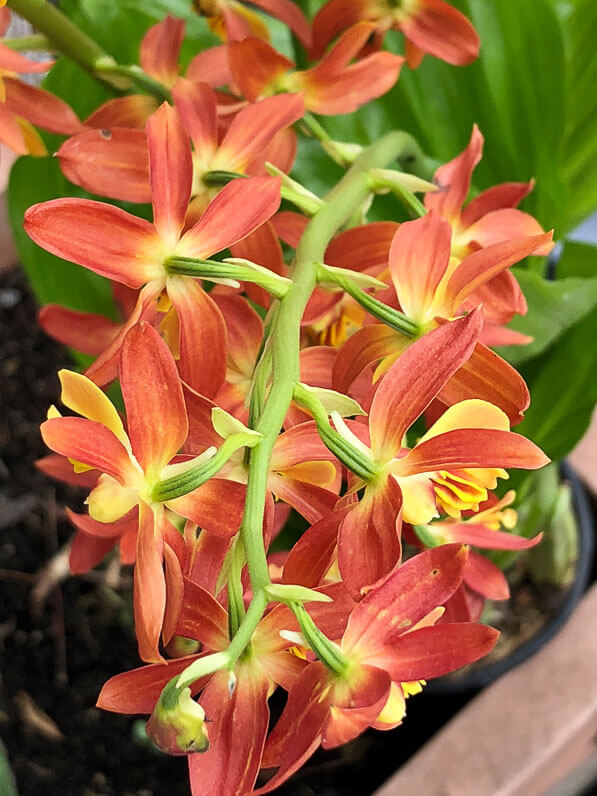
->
xmin=227 ymin=540 xmax=246 ymax=640
xmin=8 ymin=0 xmax=109 ymax=69
xmin=151 ymin=434 xmax=249 ymax=503
xmin=293 ymin=383 xmax=378 ymax=481
xmin=317 ymin=266 xmax=420 ymax=337
xmin=240 ymin=131 xmax=422 ymax=598
xmin=165 ymin=256 xmax=291 ymax=299
xmin=290 ymin=601 xmax=350 ymax=676
xmin=93 ymin=61 xmax=172 ymax=103
xmin=2 ymin=33 xmax=52 ymax=51
xmin=368 ymin=170 xmax=428 ymax=217
xmin=176 ymin=589 xmax=269 ymax=689
xmin=8 ymin=0 xmax=170 ymax=100
xmin=299 ymin=112 xmax=331 ymax=143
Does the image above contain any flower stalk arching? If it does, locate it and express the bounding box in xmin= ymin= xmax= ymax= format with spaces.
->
xmin=239 ymin=131 xmax=425 ymax=598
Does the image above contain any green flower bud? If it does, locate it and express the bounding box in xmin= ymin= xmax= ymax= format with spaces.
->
xmin=146 ymin=683 xmax=209 ymax=756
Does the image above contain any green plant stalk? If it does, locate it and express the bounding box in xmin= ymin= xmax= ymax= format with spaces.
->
xmin=240 ymin=131 xmax=423 ymax=600
xmin=151 ymin=434 xmax=249 ymax=502
xmin=8 ymin=0 xmax=170 ymax=100
xmin=293 ymin=383 xmax=378 ymax=481
xmin=227 ymin=540 xmax=246 ymax=639
xmin=8 ymin=0 xmax=111 ymax=71
xmin=176 ymin=589 xmax=269 ymax=689
xmin=318 ymin=266 xmax=420 ymax=337
xmin=165 ymin=256 xmax=290 ymax=299
xmin=291 ymin=601 xmax=350 ymax=676
xmin=2 ymin=33 xmax=52 ymax=51
xmin=299 ymin=112 xmax=331 ymax=143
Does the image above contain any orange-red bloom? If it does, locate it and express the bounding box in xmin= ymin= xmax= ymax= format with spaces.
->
xmin=258 ymin=545 xmax=498 ymax=793
xmin=311 ymin=0 xmax=480 ymax=67
xmin=25 ymin=102 xmax=282 ymax=394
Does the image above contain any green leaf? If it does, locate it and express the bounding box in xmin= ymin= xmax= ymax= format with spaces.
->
xmin=371 ymin=0 xmax=569 ymax=233
xmin=516 ymin=305 xmax=597 ymax=460
xmin=498 ymin=266 xmax=597 ymax=365
xmin=8 ymin=156 xmax=116 ymax=316
xmin=0 ymin=739 xmax=18 ymax=796
xmin=555 ymin=239 xmax=597 ymax=278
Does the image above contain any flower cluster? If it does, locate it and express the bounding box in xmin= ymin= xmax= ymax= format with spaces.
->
xmin=8 ymin=1 xmax=555 ymax=793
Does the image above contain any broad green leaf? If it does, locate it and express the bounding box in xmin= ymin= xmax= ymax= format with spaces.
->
xmin=555 ymin=239 xmax=597 ymax=278
xmin=498 ymin=267 xmax=597 ymax=365
xmin=516 ymin=305 xmax=597 ymax=460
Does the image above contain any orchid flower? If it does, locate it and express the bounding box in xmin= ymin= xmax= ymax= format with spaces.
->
xmin=25 ymin=102 xmax=282 ymax=394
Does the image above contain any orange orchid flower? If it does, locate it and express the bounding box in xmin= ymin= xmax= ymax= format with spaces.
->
xmin=25 ymin=102 xmax=282 ymax=395
xmin=40 ymin=323 xmax=247 ymax=662
xmin=228 ymin=22 xmax=404 ymax=115
xmin=311 ymin=0 xmax=480 ymax=68
xmin=96 ymin=578 xmax=349 ymax=791
xmin=330 ymin=312 xmax=547 ymax=597
xmin=193 ymin=0 xmax=311 ymax=49
xmin=0 ymin=8 xmax=81 ymax=154
xmin=258 ymin=546 xmax=498 ymax=793
xmin=333 ymin=210 xmax=553 ymax=424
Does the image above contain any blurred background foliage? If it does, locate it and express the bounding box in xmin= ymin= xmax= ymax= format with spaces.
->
xmin=8 ymin=0 xmax=597 ymax=466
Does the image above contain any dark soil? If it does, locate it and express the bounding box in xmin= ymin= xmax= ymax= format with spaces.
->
xmin=0 ymin=266 xmax=592 ymax=795
xmin=0 ymin=266 xmax=189 ymax=795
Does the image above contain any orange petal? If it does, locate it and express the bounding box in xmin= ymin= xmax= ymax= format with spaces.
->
xmin=38 ymin=304 xmax=120 ymax=356
xmin=396 ymin=428 xmax=550 ymax=477
xmin=338 ymin=478 xmax=403 ymax=600
xmin=444 ymin=231 xmax=554 ymax=312
xmin=120 ymin=321 xmax=188 ymax=477
xmin=400 ymin=0 xmax=480 ymax=66
xmin=228 ymin=37 xmax=293 ymax=102
xmin=134 ymin=503 xmax=166 ymax=663
xmin=172 ymin=78 xmax=218 ymax=164
xmin=388 ymin=210 xmax=451 ymax=321
xmin=426 ymin=125 xmax=483 ymax=222
xmin=57 ymin=127 xmax=151 ymax=204
xmin=24 ymin=198 xmax=165 ymax=288
xmin=177 ymin=176 xmax=281 ymax=259
xmin=369 ymin=311 xmax=482 ymax=462
xmin=166 ymin=276 xmax=226 ymax=397
xmin=438 ymin=342 xmax=530 ymax=426
xmin=140 ymin=15 xmax=184 ymax=86
xmin=4 ymin=77 xmax=82 ymax=135
xmin=217 ymin=93 xmax=304 ymax=173
xmin=147 ymin=102 xmax=192 ymax=247
xmin=40 ymin=417 xmax=136 ymax=484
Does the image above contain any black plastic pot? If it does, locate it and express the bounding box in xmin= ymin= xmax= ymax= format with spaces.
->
xmin=426 ymin=461 xmax=595 ymax=694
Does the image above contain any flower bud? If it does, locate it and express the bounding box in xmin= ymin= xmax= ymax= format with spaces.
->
xmin=146 ymin=683 xmax=209 ymax=756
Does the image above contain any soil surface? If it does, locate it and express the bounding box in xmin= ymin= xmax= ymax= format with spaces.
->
xmin=0 ymin=266 xmax=591 ymax=795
